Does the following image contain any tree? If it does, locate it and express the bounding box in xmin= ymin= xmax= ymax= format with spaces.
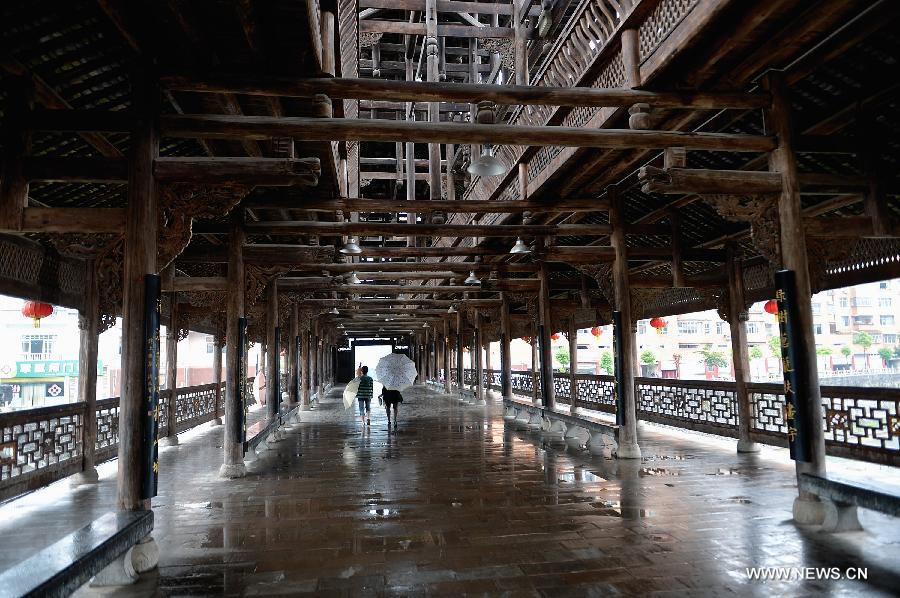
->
xmin=878 ymin=347 xmax=893 ymax=363
xmin=697 ymin=345 xmax=728 ymax=370
xmin=554 ymin=347 xmax=570 ymax=371
xmin=894 ymin=346 xmax=900 ymax=358
xmin=841 ymin=345 xmax=852 ymax=358
xmin=600 ymin=351 xmax=613 ymax=375
xmin=853 ymin=331 xmax=873 ymax=367
xmin=815 ymin=346 xmax=833 ymax=356
xmin=640 ymin=350 xmax=657 ymax=365
xmin=749 ymin=346 xmax=764 ymax=360
xmin=767 ymin=336 xmax=782 ymax=359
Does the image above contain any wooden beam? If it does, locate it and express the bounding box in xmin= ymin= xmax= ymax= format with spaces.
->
xmin=159 ymin=115 xmax=776 ymax=152
xmin=296 ymin=262 xmax=539 ymax=273
xmin=239 ymin=221 xmax=615 ymax=237
xmin=161 ymin=76 xmax=772 ymax=110
xmin=359 ymin=0 xmax=538 ymax=15
xmin=21 ymin=156 xmax=321 ymax=186
xmin=359 ymin=20 xmax=518 ymax=39
xmin=640 ymin=167 xmax=868 ymax=195
xmin=243 ymin=196 xmax=610 ymax=212
xmin=162 ymin=276 xmax=228 ymax=292
xmin=19 ymin=207 xmax=126 ymax=233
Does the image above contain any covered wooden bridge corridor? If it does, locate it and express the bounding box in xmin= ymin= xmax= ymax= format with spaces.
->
xmin=1 ymin=0 xmax=899 ymax=595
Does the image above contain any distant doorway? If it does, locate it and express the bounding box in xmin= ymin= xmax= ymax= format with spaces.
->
xmin=353 ymin=343 xmax=393 ymax=381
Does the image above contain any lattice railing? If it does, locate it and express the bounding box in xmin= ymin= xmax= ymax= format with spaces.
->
xmin=1 ymin=381 xmax=230 ymax=500
xmin=576 ymin=374 xmax=617 ymax=413
xmin=635 ymin=377 xmax=739 ymax=433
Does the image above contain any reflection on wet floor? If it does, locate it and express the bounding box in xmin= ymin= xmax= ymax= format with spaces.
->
xmin=1 ymin=385 xmax=899 ymax=596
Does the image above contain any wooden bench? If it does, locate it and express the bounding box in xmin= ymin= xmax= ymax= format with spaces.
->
xmin=504 ymin=398 xmax=621 ymax=457
xmin=798 ymin=473 xmax=900 ymax=532
xmin=0 ymin=510 xmax=153 ymax=597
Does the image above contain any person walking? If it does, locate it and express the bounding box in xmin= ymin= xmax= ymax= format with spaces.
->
xmin=381 ymin=388 xmax=403 ymax=432
xmin=356 ymin=365 xmax=374 ymax=427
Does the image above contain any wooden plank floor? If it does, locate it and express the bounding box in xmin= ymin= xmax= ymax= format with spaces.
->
xmin=2 ymin=386 xmax=899 ymax=596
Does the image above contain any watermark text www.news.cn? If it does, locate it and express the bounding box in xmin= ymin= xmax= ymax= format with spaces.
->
xmin=746 ymin=567 xmax=868 ymax=581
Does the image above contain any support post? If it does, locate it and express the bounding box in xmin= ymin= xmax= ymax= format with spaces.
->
xmin=500 ymin=292 xmax=512 ymax=399
xmin=531 ymin=328 xmax=539 ymax=405
xmin=764 ymin=72 xmax=826 ymax=524
xmin=425 ymin=0 xmax=444 ymax=223
xmin=568 ymin=317 xmax=579 ymax=415
xmin=456 ymin=309 xmax=464 ymax=392
xmin=73 ymin=260 xmax=100 ymax=485
xmin=301 ymin=327 xmax=311 ymax=410
xmin=162 ymin=265 xmax=180 ymax=446
xmin=537 ymin=261 xmax=554 ymax=410
xmin=117 ymin=78 xmax=160 ymax=512
xmin=727 ymin=244 xmax=759 ymax=453
xmin=475 ymin=311 xmax=485 ymax=404
xmin=320 ymin=10 xmax=336 ymax=77
xmin=212 ymin=334 xmax=223 ymax=425
xmin=289 ymin=303 xmax=299 ymax=404
xmin=266 ymin=281 xmax=279 ymax=422
xmin=483 ymin=331 xmax=492 ymax=398
xmin=0 ymin=76 xmax=32 ymax=231
xmin=513 ymin=0 xmax=528 ymax=86
xmin=609 ymin=187 xmax=641 ymax=459
xmin=220 ymin=212 xmax=247 ymax=479
xmin=444 ymin=318 xmax=452 ymax=393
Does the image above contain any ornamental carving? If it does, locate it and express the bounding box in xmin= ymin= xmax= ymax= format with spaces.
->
xmin=158 ymin=183 xmax=252 ymax=270
xmin=481 ymin=38 xmax=514 ymax=70
xmin=575 ymin=264 xmax=614 ymax=305
xmin=702 ymin=194 xmax=780 ymax=266
xmin=506 ymin=291 xmax=539 ymax=322
xmin=806 ymin=237 xmax=859 ymax=294
xmin=244 ymin=264 xmax=295 ymax=308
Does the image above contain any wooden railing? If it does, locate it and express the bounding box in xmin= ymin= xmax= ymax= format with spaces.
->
xmin=0 ymin=380 xmax=256 ymax=501
xmin=462 ymin=368 xmax=900 ymax=465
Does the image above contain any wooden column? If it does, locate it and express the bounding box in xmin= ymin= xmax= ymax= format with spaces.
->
xmin=0 ymin=76 xmax=32 ymax=231
xmin=500 ymin=293 xmax=512 ymax=399
xmin=513 ymin=0 xmax=528 ymax=86
xmin=162 ymin=265 xmax=180 ymax=446
xmin=443 ymin=318 xmax=452 ymax=393
xmin=727 ymin=244 xmax=759 ymax=453
xmin=117 ymin=79 xmax=160 ymax=509
xmin=531 ymin=326 xmax=538 ymax=405
xmin=537 ymin=261 xmax=554 ymax=409
xmin=568 ymin=317 xmax=579 ymax=415
xmin=265 ymin=281 xmax=279 ymax=422
xmin=289 ymin=303 xmax=299 ymax=404
xmin=425 ymin=0 xmax=443 ymax=223
xmin=405 ymin=56 xmax=417 ymax=250
xmin=212 ymin=334 xmax=223 ymax=425
xmin=483 ymin=331 xmax=492 ymax=397
xmin=317 ymin=327 xmax=325 ymax=398
xmin=320 ymin=10 xmax=336 ymax=77
xmin=609 ymin=187 xmax=642 ymax=459
xmin=669 ymin=209 xmax=685 ymax=287
xmin=301 ymin=327 xmax=311 ymax=410
xmin=74 ymin=260 xmax=100 ymax=484
xmin=764 ymin=72 xmax=826 ymax=524
xmin=445 ymin=143 xmax=456 ymax=201
xmin=220 ymin=212 xmax=246 ymax=478
xmin=455 ymin=309 xmax=464 ymax=392
xmin=475 ymin=311 xmax=485 ymax=403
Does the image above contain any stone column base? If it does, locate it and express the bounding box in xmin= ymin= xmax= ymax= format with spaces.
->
xmin=821 ymin=501 xmax=862 ymax=532
xmin=160 ymin=435 xmax=179 ymax=447
xmin=244 ymin=447 xmax=260 ymax=464
xmin=737 ymin=438 xmax=761 ymax=453
xmin=91 ymin=547 xmax=137 ymax=586
xmin=588 ymin=432 xmax=617 ymax=457
xmin=615 ymin=441 xmax=642 ymax=460
xmin=70 ymin=467 xmax=99 ymax=487
xmin=793 ymin=496 xmax=826 ymax=525
xmin=301 ymin=403 xmax=312 ymax=411
xmin=526 ymin=413 xmax=542 ymax=431
xmin=218 ymin=463 xmax=247 ymax=479
xmin=131 ymin=535 xmax=159 ymax=573
xmin=211 ymin=417 xmax=223 ymax=426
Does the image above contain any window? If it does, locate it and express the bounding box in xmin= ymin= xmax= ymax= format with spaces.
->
xmin=880 ymin=282 xmax=889 ymax=289
xmin=576 ymin=344 xmax=589 ymax=350
xmin=703 ymin=322 xmax=711 ymax=334
xmin=852 ymin=297 xmax=872 ymax=307
xmin=839 ymin=297 xmax=849 ymax=308
xmin=880 ymin=315 xmax=894 ymax=326
xmin=853 ymin=315 xmax=873 ymax=325
xmin=678 ymin=343 xmax=699 ymax=349
xmin=21 ymin=335 xmax=55 ymax=359
xmin=716 ymin=322 xmax=725 ymax=335
xmin=678 ymin=321 xmax=701 ymax=335
xmin=206 ymin=335 xmax=215 ymax=353
xmin=841 ymin=316 xmax=850 ymax=326
xmin=811 ymin=302 xmax=821 ymax=315
xmin=814 ymin=324 xmax=822 ymax=335
xmin=879 ymin=297 xmax=892 ymax=308
xmin=637 ymin=321 xmax=647 ymax=335
xmin=746 ymin=322 xmax=760 ymax=334
xmin=884 ymin=334 xmax=898 ymax=344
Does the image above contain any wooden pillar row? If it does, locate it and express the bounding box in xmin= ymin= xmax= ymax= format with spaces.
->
xmin=162 ymin=264 xmax=180 ymax=446
xmin=266 ymin=281 xmax=279 ymax=422
xmin=537 ymin=260 xmax=554 ymax=409
xmin=289 ymin=303 xmax=299 ymax=404
xmin=727 ymin=243 xmax=759 ymax=454
xmin=221 ymin=212 xmax=247 ymax=478
xmin=212 ymin=334 xmax=223 ymax=425
xmin=568 ymin=316 xmax=579 ymax=415
xmin=74 ymin=261 xmax=100 ymax=485
xmin=475 ymin=311 xmax=485 ymax=403
xmin=301 ymin=326 xmax=312 ymax=410
xmin=500 ymin=293 xmax=512 ymax=399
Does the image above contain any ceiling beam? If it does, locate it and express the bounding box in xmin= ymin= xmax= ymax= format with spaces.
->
xmin=242 ymin=196 xmax=610 ymax=212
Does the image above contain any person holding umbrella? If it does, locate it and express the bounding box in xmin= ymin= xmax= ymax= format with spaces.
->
xmin=380 ymin=388 xmax=403 ymax=432
xmin=356 ymin=365 xmax=374 ymax=427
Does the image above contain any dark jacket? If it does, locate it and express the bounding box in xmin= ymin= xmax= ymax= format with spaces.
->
xmin=382 ymin=389 xmax=403 ymax=405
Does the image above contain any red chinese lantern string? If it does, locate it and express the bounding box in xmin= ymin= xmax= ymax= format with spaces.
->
xmin=22 ymin=301 xmax=53 ymax=328
xmin=764 ymin=299 xmax=778 ymax=315
xmin=649 ymin=317 xmax=667 ymax=334
xmin=591 ymin=326 xmax=602 ymax=338
xmin=550 ymin=333 xmax=561 ymax=341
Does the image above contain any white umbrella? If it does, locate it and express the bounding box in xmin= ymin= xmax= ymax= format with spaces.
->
xmin=343 ymin=377 xmax=383 ymax=409
xmin=374 ymin=353 xmax=418 ymax=391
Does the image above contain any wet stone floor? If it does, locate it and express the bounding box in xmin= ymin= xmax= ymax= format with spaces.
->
xmin=2 ymin=386 xmax=900 ymax=597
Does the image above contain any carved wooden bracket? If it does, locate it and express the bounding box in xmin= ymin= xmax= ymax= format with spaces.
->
xmin=701 ymin=194 xmax=780 ymax=267
xmin=574 ymin=263 xmax=614 ymax=305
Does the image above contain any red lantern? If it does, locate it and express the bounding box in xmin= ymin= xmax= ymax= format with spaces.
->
xmin=522 ymin=336 xmax=533 ymax=344
xmin=764 ymin=299 xmax=778 ymax=315
xmin=551 ymin=333 xmax=561 ymax=341
xmin=591 ymin=326 xmax=602 ymax=338
xmin=649 ymin=317 xmax=667 ymax=334
xmin=22 ymin=301 xmax=53 ymax=328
